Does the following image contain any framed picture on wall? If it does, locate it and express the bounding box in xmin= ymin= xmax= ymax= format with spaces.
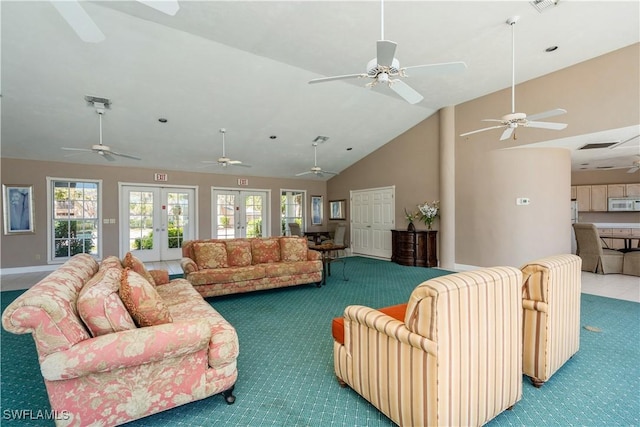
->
xmin=3 ymin=184 xmax=35 ymax=235
xmin=311 ymin=195 xmax=323 ymax=225
xmin=329 ymin=199 xmax=346 ymax=220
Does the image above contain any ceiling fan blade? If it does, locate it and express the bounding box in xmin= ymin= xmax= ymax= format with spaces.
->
xmin=609 ymin=134 xmax=640 ymax=149
xmin=402 ymin=61 xmax=467 ymax=77
xmin=137 ymin=0 xmax=180 ymax=16
xmin=295 ymin=171 xmax=313 ymax=177
xmin=99 ymin=152 xmax=116 ymax=162
xmin=229 ymin=161 xmax=252 ymax=167
xmin=628 ymin=166 xmax=639 ymax=173
xmin=108 ymin=151 xmax=142 ymax=161
xmin=61 ymin=147 xmax=92 ymax=152
xmin=500 ymin=127 xmax=515 ymax=141
xmin=481 ymin=119 xmax=506 ymax=123
xmin=388 ymin=79 xmax=423 ymax=104
xmin=460 ymin=125 xmax=507 ymax=137
xmin=309 ymin=74 xmax=367 ymax=84
xmin=321 ymin=170 xmax=338 ymax=175
xmin=526 ymin=108 xmax=567 ymax=121
xmin=51 ymin=1 xmax=105 ymax=43
xmin=526 ymin=121 xmax=568 ymax=130
xmin=377 ymin=40 xmax=397 ymax=67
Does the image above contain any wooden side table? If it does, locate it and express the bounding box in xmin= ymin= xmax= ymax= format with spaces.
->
xmin=391 ymin=229 xmax=438 ymax=267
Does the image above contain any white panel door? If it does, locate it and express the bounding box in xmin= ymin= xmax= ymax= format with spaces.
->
xmin=350 ymin=186 xmax=395 ymax=259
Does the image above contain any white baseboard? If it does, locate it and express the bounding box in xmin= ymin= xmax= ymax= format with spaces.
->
xmin=453 ymin=263 xmax=482 ymax=272
xmin=0 ymin=264 xmax=58 ymax=276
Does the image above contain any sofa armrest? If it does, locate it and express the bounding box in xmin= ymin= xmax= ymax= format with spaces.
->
xmin=149 ymin=269 xmax=170 ymax=285
xmin=343 ymin=305 xmax=436 ymax=356
xmin=40 ymin=320 xmax=211 ymax=381
xmin=307 ymin=250 xmax=321 ymax=261
xmin=180 ymin=257 xmax=198 ymax=275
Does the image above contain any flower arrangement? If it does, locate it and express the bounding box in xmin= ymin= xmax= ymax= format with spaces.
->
xmin=417 ymin=200 xmax=440 ymax=230
xmin=404 ymin=208 xmax=419 ymax=231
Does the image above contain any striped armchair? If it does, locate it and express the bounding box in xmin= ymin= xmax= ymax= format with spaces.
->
xmin=521 ymin=254 xmax=582 ymax=387
xmin=333 ymin=267 xmax=523 ymax=426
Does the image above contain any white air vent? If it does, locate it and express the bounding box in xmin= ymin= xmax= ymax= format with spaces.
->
xmin=530 ymin=0 xmax=559 ymax=13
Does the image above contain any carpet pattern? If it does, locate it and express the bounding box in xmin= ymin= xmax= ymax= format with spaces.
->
xmin=1 ymin=257 xmax=638 ymax=426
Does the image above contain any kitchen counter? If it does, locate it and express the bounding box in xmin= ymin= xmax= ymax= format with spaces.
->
xmin=592 ymin=223 xmax=640 ymax=229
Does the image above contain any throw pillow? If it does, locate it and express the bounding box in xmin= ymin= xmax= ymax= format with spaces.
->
xmin=193 ymin=242 xmax=229 ymax=269
xmin=226 ymin=240 xmax=252 ymax=267
xmin=279 ymin=237 xmax=308 ymax=262
xmin=99 ymin=255 xmax=123 ymax=271
xmin=78 ymin=266 xmax=136 ymax=337
xmin=251 ymin=238 xmax=281 ymax=264
xmin=119 ymin=268 xmax=173 ymax=327
xmin=123 ymin=252 xmax=156 ymax=286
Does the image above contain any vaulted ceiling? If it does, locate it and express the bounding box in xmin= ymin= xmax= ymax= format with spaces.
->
xmin=1 ymin=1 xmax=638 ymax=178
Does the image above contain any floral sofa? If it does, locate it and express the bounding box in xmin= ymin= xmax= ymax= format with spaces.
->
xmin=2 ymin=253 xmax=238 ymax=427
xmin=180 ymin=236 xmax=323 ymax=298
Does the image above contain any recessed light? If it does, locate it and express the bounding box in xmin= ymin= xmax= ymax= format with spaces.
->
xmin=158 ymin=118 xmax=168 ymax=123
xmin=545 ymin=46 xmax=558 ymax=52
xmin=269 ymin=135 xmax=277 ymax=140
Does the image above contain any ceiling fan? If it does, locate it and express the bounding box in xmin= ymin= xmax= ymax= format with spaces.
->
xmin=61 ymin=97 xmax=141 ymax=162
xmin=296 ymin=143 xmax=337 ymax=177
xmin=627 ymin=159 xmax=640 ymax=174
xmin=50 ymin=0 xmax=180 ymax=43
xmin=460 ymin=16 xmax=568 ymax=141
xmin=308 ymin=0 xmax=467 ymax=105
xmin=201 ymin=128 xmax=251 ymax=168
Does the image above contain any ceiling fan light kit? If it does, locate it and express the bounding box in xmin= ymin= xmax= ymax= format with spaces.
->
xmin=60 ymin=97 xmax=141 ymax=161
xmin=201 ymin=128 xmax=251 ymax=168
xmin=295 ymin=142 xmax=337 ymax=178
xmin=460 ymin=16 xmax=568 ymax=141
xmin=308 ymin=0 xmax=467 ymax=105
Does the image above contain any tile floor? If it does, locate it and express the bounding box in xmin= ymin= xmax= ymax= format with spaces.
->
xmin=1 ymin=260 xmax=638 ymax=303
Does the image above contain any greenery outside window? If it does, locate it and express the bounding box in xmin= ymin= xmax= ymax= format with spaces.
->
xmin=48 ymin=178 xmax=101 ymax=262
xmin=281 ymin=190 xmax=305 ymax=235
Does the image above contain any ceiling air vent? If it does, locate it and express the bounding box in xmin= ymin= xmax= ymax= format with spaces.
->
xmin=578 ymin=142 xmax=617 ymax=150
xmin=530 ymin=0 xmax=559 ymax=13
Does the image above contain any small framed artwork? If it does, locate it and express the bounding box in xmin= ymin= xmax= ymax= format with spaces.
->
xmin=311 ymin=195 xmax=323 ymax=226
xmin=3 ymin=185 xmax=35 ymax=235
xmin=329 ymin=199 xmax=346 ymax=220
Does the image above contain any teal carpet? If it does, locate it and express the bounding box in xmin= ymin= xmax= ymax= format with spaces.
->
xmin=2 ymin=257 xmax=639 ymax=426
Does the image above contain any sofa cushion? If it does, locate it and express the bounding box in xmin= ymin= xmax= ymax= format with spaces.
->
xmin=99 ymin=255 xmax=123 ymax=271
xmin=279 ymin=237 xmax=309 ymax=262
xmin=119 ymin=268 xmax=173 ymax=327
xmin=194 ymin=242 xmax=229 ymax=269
xmin=263 ymin=260 xmax=322 ymax=278
xmin=78 ymin=266 xmax=136 ymax=337
xmin=332 ymin=303 xmax=407 ymax=346
xmin=226 ymin=240 xmax=252 ymax=267
xmin=251 ymin=238 xmax=281 ymax=264
xmin=187 ymin=265 xmax=266 ymax=286
xmin=123 ymin=252 xmax=156 ymax=286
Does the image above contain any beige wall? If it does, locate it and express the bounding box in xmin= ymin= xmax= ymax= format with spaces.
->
xmin=0 ymin=158 xmax=325 ymax=269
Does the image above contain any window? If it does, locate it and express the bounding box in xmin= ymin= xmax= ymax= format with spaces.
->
xmin=48 ymin=178 xmax=101 ymax=262
xmin=281 ymin=190 xmax=305 ymax=236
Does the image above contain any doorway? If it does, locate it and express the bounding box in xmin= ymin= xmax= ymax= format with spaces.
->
xmin=212 ymin=188 xmax=269 ymax=238
xmin=120 ymin=185 xmax=196 ymax=262
xmin=350 ymin=186 xmax=395 ymax=259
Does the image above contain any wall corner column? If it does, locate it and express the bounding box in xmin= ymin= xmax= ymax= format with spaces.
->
xmin=439 ymin=106 xmax=455 ymax=269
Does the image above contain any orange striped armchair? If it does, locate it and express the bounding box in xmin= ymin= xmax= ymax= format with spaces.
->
xmin=521 ymin=254 xmax=582 ymax=387
xmin=333 ymin=267 xmax=523 ymax=426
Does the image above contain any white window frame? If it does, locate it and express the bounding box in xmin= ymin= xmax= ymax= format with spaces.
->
xmin=281 ymin=189 xmax=306 ymax=236
xmin=47 ymin=177 xmax=103 ymax=263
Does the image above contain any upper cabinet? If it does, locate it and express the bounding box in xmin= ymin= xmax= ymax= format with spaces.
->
xmin=572 ymin=183 xmax=640 ymax=212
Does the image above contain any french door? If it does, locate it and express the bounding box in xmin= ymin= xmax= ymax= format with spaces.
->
xmin=212 ymin=189 xmax=269 ymax=238
xmin=120 ymin=185 xmax=196 ymax=261
xmin=350 ymin=186 xmax=395 ymax=259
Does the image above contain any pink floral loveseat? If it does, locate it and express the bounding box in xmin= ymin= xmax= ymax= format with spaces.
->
xmin=2 ymin=253 xmax=238 ymax=426
xmin=180 ymin=236 xmax=323 ymax=298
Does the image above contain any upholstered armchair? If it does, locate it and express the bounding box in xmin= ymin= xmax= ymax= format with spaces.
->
xmin=521 ymin=254 xmax=582 ymax=387
xmin=332 ymin=267 xmax=523 ymax=426
xmin=573 ymin=223 xmax=623 ymax=274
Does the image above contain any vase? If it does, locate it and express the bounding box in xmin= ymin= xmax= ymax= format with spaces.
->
xmin=407 ymin=222 xmax=415 ymax=232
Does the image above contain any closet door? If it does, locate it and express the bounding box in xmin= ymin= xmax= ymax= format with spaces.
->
xmin=350 ymin=186 xmax=394 ymax=259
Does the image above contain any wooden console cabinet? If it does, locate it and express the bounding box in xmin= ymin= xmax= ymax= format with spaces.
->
xmin=391 ymin=230 xmax=438 ymax=267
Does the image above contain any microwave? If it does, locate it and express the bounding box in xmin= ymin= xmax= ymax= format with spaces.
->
xmin=608 ymin=198 xmax=640 ymax=212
